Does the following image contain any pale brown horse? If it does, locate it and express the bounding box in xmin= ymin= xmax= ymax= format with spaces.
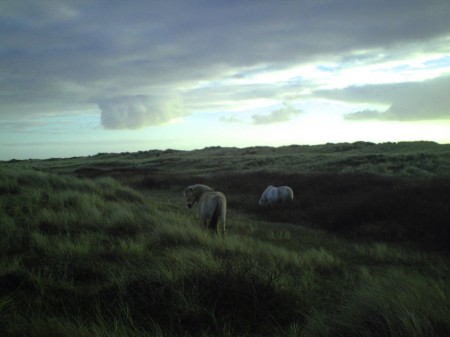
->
xmin=183 ymin=184 xmax=227 ymax=236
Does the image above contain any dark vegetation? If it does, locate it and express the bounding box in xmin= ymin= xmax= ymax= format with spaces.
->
xmin=132 ymin=170 xmax=450 ymax=251
xmin=1 ymin=141 xmax=450 ymax=336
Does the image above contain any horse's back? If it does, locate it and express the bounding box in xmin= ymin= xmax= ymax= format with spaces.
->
xmin=279 ymin=186 xmax=294 ymax=202
xmin=185 ymin=184 xmax=213 ymax=196
xmin=199 ymin=191 xmax=227 ymax=218
xmin=267 ymin=186 xmax=279 ymax=202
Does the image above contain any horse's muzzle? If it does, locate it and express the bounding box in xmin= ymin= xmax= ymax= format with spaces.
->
xmin=186 ymin=203 xmax=193 ymax=208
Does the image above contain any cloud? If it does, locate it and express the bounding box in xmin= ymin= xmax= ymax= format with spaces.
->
xmin=344 ymin=110 xmax=386 ymax=120
xmin=340 ymin=75 xmax=450 ymax=121
xmin=252 ymin=103 xmax=302 ymax=125
xmin=1 ymin=1 xmax=450 ymax=125
xmin=98 ymin=95 xmax=186 ymax=129
xmin=220 ymin=115 xmax=242 ymax=124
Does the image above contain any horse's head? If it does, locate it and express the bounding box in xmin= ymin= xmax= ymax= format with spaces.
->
xmin=183 ymin=187 xmax=196 ymax=208
xmin=184 ymin=184 xmax=213 ymax=209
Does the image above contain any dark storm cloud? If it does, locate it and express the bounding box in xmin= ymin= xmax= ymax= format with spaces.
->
xmin=1 ymin=0 xmax=450 ymax=128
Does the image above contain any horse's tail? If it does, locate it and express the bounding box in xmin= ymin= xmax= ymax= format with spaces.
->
xmin=210 ymin=200 xmax=221 ymax=230
xmin=210 ymin=194 xmax=226 ymax=235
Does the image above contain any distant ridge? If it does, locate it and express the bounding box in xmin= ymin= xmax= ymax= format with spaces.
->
xmin=3 ymin=141 xmax=449 ymax=177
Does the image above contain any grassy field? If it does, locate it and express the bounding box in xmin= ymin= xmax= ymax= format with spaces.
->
xmin=1 ymin=142 xmax=449 ymax=336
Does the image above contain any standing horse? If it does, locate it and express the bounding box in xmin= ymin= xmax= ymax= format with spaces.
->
xmin=259 ymin=185 xmax=294 ymax=207
xmin=183 ymin=184 xmax=227 ymax=236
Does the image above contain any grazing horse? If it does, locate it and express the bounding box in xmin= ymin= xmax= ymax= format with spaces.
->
xmin=259 ymin=185 xmax=294 ymax=207
xmin=183 ymin=184 xmax=227 ymax=236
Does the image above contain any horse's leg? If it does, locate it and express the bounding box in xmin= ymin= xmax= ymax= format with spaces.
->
xmin=219 ymin=212 xmax=226 ymax=236
xmin=217 ymin=209 xmax=225 ymax=236
xmin=204 ymin=217 xmax=216 ymax=234
xmin=210 ymin=219 xmax=218 ymax=235
xmin=202 ymin=217 xmax=208 ymax=231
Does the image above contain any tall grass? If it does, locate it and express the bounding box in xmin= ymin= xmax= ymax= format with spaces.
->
xmin=333 ymin=268 xmax=450 ymax=337
xmin=1 ymin=166 xmax=449 ymax=336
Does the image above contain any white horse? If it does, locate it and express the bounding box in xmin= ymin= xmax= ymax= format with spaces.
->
xmin=183 ymin=184 xmax=227 ymax=236
xmin=259 ymin=185 xmax=294 ymax=207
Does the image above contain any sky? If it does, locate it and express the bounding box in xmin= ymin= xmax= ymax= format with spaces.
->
xmin=1 ymin=1 xmax=450 ymax=160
